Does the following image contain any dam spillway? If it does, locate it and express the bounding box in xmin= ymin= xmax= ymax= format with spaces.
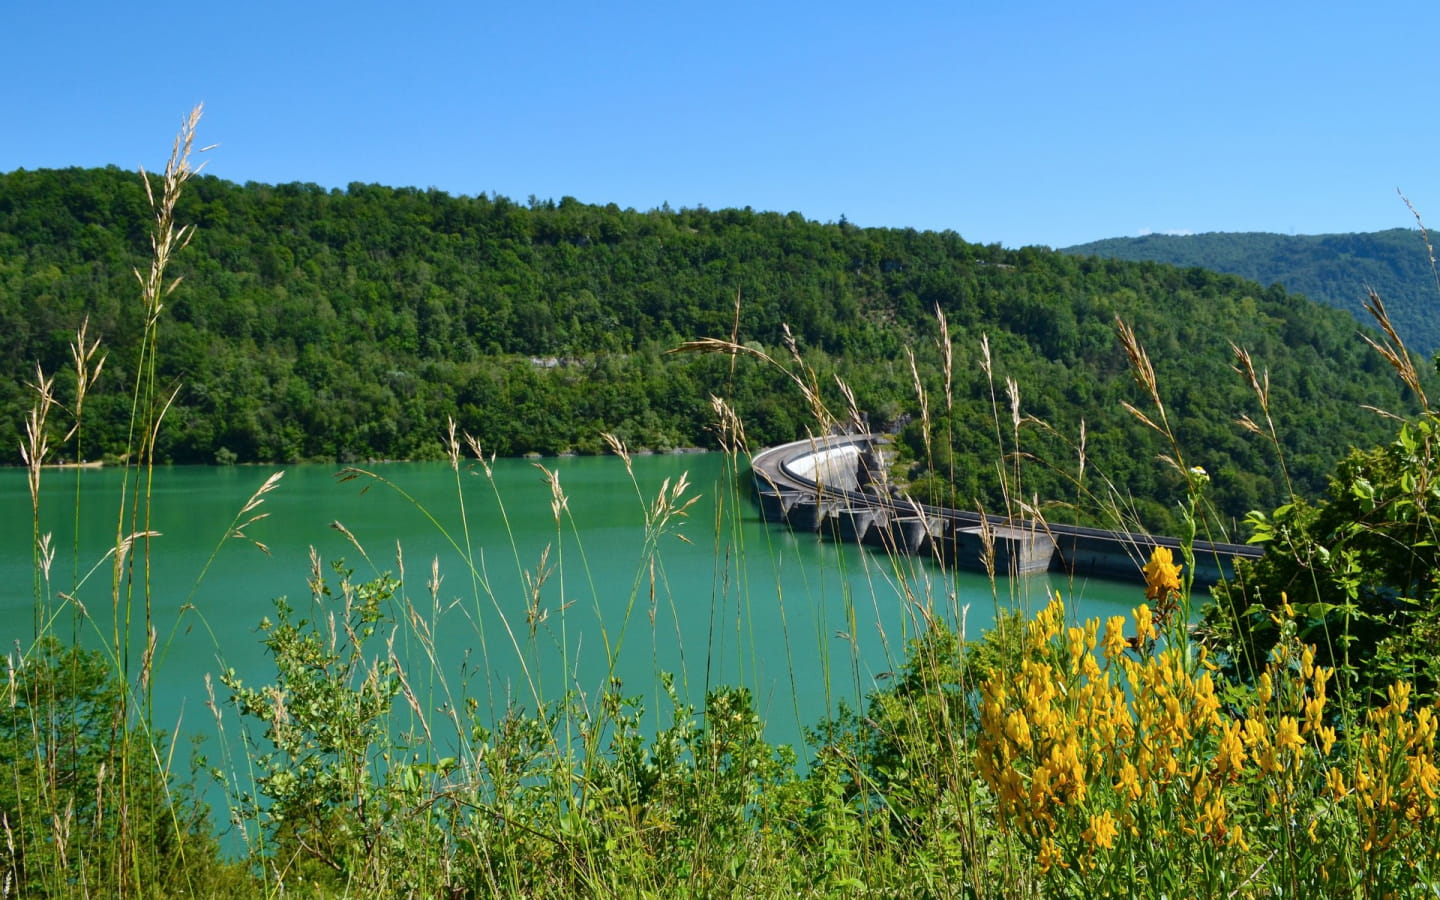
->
xmin=749 ymin=434 xmax=1261 ymax=585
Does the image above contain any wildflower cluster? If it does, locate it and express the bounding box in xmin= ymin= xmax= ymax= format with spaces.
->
xmin=1141 ymin=544 xmax=1183 ymax=635
xmin=976 ymin=548 xmax=1440 ymax=896
xmin=1343 ymin=681 xmax=1440 ymax=861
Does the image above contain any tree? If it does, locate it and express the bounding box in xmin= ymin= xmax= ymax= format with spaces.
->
xmin=1202 ymin=413 xmax=1440 ymax=705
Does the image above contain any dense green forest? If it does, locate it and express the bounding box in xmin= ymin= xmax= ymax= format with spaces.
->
xmin=2 ymin=166 xmax=1425 ymax=532
xmin=1063 ymin=228 xmax=1440 ymax=355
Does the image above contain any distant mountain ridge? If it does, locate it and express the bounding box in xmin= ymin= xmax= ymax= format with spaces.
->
xmin=1062 ymin=229 xmax=1440 ymax=355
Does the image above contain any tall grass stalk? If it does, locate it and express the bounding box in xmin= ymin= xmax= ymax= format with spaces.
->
xmin=113 ymin=105 xmax=206 ymax=896
xmin=4 ymin=105 xmax=240 ymax=899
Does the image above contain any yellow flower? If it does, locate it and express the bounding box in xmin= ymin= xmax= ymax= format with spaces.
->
xmin=1213 ymin=720 xmax=1247 ymax=780
xmin=1275 ymin=716 xmax=1305 ymax=755
xmin=1005 ymin=710 xmax=1033 ymax=751
xmin=1029 ymin=594 xmax=1066 ymax=646
xmin=1066 ymin=626 xmax=1088 ymax=675
xmin=1326 ymin=767 xmax=1348 ymax=799
xmin=1271 ymin=594 xmax=1295 ymax=627
xmin=1142 ymin=546 xmax=1182 ymax=601
xmin=1102 ymin=615 xmax=1128 ymax=661
xmin=1198 ymin=644 xmax=1218 ymax=671
xmin=1403 ymin=755 xmax=1439 ymax=802
xmin=1083 ymin=810 xmax=1118 ymax=850
xmin=1386 ymin=680 xmax=1412 ymax=715
xmin=1134 ymin=604 xmax=1155 ymax=643
xmin=1257 ymin=671 xmax=1273 ymax=705
xmin=1114 ymin=759 xmax=1142 ymax=801
xmin=1037 ymin=836 xmax=1065 ymax=873
xmin=1197 ymin=796 xmax=1228 ymax=843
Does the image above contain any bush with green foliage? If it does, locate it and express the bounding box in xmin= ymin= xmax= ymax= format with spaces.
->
xmin=1205 ymin=412 xmax=1440 ymax=705
xmin=0 ymin=639 xmax=232 ymax=897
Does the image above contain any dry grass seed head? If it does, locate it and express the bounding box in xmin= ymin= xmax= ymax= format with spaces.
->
xmin=307 ymin=545 xmax=324 ymax=599
xmin=907 ymin=347 xmax=930 ymax=443
xmin=835 ymin=376 xmax=863 ymax=433
xmin=65 ymin=316 xmax=106 ymax=439
xmin=229 ymin=470 xmax=285 ymax=555
xmin=1399 ymin=189 xmax=1440 ymax=296
xmin=37 ymin=533 xmax=54 ymax=583
xmin=1236 ymin=414 xmax=1265 ymax=437
xmin=22 ymin=363 xmax=57 ymax=504
xmin=1361 ymin=289 xmax=1428 ymax=409
xmin=672 ymin=334 xmax=835 ymax=432
xmin=708 ymin=394 xmax=747 ymax=454
xmin=1231 ymin=344 xmax=1271 ymax=412
xmin=934 ymin=304 xmax=954 ymax=413
xmin=533 ymin=465 xmax=568 ymax=524
xmin=462 ymin=432 xmax=495 ymax=477
xmin=601 ymin=431 xmax=634 ymax=478
xmin=784 ymin=324 xmax=831 ymax=429
xmin=445 ymin=417 xmax=461 ymax=471
xmin=328 ymin=520 xmax=370 ymax=567
xmin=1006 ymin=377 xmax=1021 ymax=431
xmin=1120 ymin=400 xmax=1162 ymax=435
xmin=137 ymin=104 xmax=209 ymax=321
xmin=428 ymin=555 xmax=442 ymax=601
xmin=976 ymin=516 xmax=997 ymax=580
xmin=524 ymin=545 xmax=554 ymax=635
xmin=115 ymin=530 xmax=162 ymax=573
xmin=1115 ymin=316 xmax=1160 ymax=403
xmin=139 ymin=625 xmax=157 ymax=696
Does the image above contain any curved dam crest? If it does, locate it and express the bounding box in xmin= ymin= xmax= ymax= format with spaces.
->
xmin=750 ymin=433 xmax=1260 ymax=586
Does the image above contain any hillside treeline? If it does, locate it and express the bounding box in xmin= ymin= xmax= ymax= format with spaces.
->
xmin=0 ymin=166 xmax=1421 ymax=531
xmin=1064 ymin=228 xmax=1440 ymax=355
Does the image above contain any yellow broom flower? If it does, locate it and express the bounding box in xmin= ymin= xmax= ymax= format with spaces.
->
xmin=1037 ymin=836 xmax=1064 ymax=873
xmin=1275 ymin=716 xmax=1305 ymax=755
xmin=1142 ymin=546 xmax=1182 ymax=601
xmin=1102 ymin=615 xmax=1128 ymax=661
xmin=1083 ymin=810 xmax=1119 ymax=850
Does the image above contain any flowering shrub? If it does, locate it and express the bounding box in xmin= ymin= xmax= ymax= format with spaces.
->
xmin=976 ymin=548 xmax=1440 ymax=897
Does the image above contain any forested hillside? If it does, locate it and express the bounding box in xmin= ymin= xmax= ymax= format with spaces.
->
xmin=1063 ymin=228 xmax=1440 ymax=354
xmin=2 ymin=167 xmax=1423 ymax=531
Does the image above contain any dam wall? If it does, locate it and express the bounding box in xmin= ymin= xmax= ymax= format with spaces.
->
xmin=751 ymin=434 xmax=1259 ymax=585
xmin=782 ymin=444 xmax=864 ymax=492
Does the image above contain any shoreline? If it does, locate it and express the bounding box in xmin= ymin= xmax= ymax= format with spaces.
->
xmin=16 ymin=448 xmax=717 ymax=470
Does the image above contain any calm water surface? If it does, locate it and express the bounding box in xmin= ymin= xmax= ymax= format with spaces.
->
xmin=2 ymin=454 xmax=1145 ymax=753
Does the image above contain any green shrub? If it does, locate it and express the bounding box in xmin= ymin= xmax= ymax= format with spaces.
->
xmin=1205 ymin=413 xmax=1440 ymax=705
xmin=0 ymin=638 xmax=232 ymax=898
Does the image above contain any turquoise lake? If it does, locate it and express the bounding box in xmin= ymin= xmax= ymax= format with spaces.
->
xmin=2 ymin=453 xmax=1147 ymax=758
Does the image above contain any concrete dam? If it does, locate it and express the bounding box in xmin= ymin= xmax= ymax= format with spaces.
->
xmin=749 ymin=433 xmax=1261 ymax=586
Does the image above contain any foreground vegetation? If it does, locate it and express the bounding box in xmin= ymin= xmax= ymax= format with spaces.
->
xmin=6 ymin=108 xmax=1440 ymax=897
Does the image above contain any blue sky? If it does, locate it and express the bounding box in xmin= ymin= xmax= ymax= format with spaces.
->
xmin=5 ymin=1 xmax=1439 ymax=248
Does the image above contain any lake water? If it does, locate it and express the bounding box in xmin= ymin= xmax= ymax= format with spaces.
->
xmin=2 ymin=453 xmax=1146 ymax=756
